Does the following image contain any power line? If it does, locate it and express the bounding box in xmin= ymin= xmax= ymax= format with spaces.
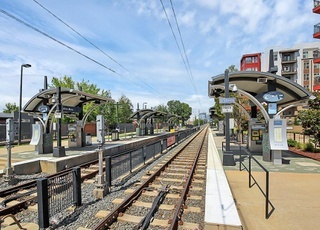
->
xmin=169 ymin=0 xmax=199 ymax=95
xmin=33 ymin=0 xmax=166 ymax=99
xmin=0 ymin=8 xmax=166 ymax=98
xmin=0 ymin=9 xmax=117 ymax=74
xmin=33 ymin=0 xmax=129 ymax=73
xmin=160 ymin=0 xmax=202 ymax=108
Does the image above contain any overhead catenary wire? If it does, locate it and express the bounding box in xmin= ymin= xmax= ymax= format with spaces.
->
xmin=160 ymin=0 xmax=203 ymax=108
xmin=33 ymin=0 xmax=167 ymax=99
xmin=0 ymin=8 xmax=165 ymax=98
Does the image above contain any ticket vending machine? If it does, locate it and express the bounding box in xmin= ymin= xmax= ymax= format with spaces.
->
xmin=67 ymin=121 xmax=82 ymax=148
xmin=248 ymin=119 xmax=265 ymax=153
xmin=268 ymin=116 xmax=288 ymax=165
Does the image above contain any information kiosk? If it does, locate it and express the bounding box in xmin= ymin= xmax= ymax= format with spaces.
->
xmin=30 ymin=121 xmax=43 ymax=154
xmin=248 ymin=118 xmax=265 ymax=153
xmin=268 ymin=116 xmax=288 ymax=165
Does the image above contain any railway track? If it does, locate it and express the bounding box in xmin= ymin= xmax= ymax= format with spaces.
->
xmin=92 ymin=127 xmax=208 ymax=230
xmin=0 ymin=161 xmax=100 ymax=217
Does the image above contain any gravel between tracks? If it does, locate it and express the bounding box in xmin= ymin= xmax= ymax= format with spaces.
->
xmin=0 ymin=149 xmax=177 ymax=229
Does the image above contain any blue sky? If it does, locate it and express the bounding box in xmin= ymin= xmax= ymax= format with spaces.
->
xmin=0 ymin=0 xmax=317 ymax=118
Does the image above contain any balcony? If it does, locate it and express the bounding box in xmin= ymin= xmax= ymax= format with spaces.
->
xmin=313 ymin=0 xmax=320 ymax=14
xmin=313 ymin=50 xmax=320 ymax=64
xmin=313 ymin=22 xmax=320 ymax=39
xmin=281 ymin=55 xmax=296 ymax=64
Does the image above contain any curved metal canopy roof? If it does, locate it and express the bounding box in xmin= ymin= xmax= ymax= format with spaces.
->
xmin=130 ymin=109 xmax=169 ymax=120
xmin=208 ymin=71 xmax=314 ymax=106
xmin=23 ymin=87 xmax=114 ymax=113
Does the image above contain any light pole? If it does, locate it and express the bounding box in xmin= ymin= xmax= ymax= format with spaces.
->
xmin=143 ymin=102 xmax=147 ymax=109
xmin=18 ymin=63 xmax=31 ymax=145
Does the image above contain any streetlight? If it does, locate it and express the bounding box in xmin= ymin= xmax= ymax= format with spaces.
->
xmin=143 ymin=102 xmax=147 ymax=109
xmin=18 ymin=63 xmax=31 ymax=145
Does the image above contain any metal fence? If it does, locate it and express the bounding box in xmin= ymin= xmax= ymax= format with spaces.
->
xmin=287 ymin=132 xmax=311 ymax=144
xmin=37 ymin=167 xmax=81 ymax=229
xmin=105 ymin=128 xmax=198 ymax=186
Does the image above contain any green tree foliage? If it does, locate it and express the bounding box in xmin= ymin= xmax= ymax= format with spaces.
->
xmin=228 ymin=64 xmax=239 ymax=72
xmin=297 ymin=92 xmax=320 ymax=147
xmin=167 ymin=100 xmax=192 ymax=125
xmin=3 ymin=102 xmax=19 ymax=113
xmin=50 ymin=76 xmax=112 ymax=123
xmin=117 ymin=95 xmax=133 ymax=124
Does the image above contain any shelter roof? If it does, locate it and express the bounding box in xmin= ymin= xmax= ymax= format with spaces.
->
xmin=130 ymin=110 xmax=168 ymax=120
xmin=23 ymin=87 xmax=114 ymax=113
xmin=208 ymin=71 xmax=314 ymax=106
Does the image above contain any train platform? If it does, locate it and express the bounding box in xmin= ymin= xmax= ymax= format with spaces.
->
xmin=0 ymin=133 xmax=164 ymax=175
xmin=209 ymin=129 xmax=320 ymax=230
xmin=1 ymin=129 xmax=320 ymax=229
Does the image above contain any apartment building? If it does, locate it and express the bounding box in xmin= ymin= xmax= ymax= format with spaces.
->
xmin=240 ymin=42 xmax=320 ymax=92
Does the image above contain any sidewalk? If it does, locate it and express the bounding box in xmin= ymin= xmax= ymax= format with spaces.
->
xmin=211 ymin=131 xmax=320 ymax=230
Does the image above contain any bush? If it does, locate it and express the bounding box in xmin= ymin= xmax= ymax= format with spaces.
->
xmin=295 ymin=142 xmax=303 ymax=149
xmin=305 ymin=142 xmax=315 ymax=152
xmin=287 ymin=139 xmax=297 ymax=147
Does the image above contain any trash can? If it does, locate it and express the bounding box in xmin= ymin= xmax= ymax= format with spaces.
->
xmin=111 ymin=130 xmax=119 ymax=141
xmin=86 ymin=133 xmax=92 ymax=146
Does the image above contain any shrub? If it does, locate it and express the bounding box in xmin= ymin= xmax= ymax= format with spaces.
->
xmin=287 ymin=139 xmax=297 ymax=147
xmin=295 ymin=142 xmax=303 ymax=149
xmin=305 ymin=142 xmax=315 ymax=152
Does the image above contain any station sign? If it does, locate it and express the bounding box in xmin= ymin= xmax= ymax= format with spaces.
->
xmin=219 ymin=97 xmax=235 ymax=104
xmin=263 ymin=91 xmax=284 ymax=102
xmin=222 ymin=105 xmax=233 ymax=113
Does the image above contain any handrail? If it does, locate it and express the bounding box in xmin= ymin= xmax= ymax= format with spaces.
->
xmin=243 ymin=149 xmax=275 ymax=219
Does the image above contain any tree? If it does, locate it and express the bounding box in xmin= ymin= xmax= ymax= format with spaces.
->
xmin=3 ymin=103 xmax=19 ymax=113
xmin=297 ymin=92 xmax=320 ymax=147
xmin=117 ymin=95 xmax=133 ymax=124
xmin=167 ymin=100 xmax=192 ymax=125
xmin=228 ymin=65 xmax=239 ymax=72
xmin=50 ymin=75 xmax=113 ymax=122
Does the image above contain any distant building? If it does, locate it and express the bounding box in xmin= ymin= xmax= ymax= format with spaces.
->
xmin=240 ymin=42 xmax=320 ymax=92
xmin=240 ymin=53 xmax=261 ymax=72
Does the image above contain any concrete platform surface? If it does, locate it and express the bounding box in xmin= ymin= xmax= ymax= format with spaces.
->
xmin=211 ymin=131 xmax=320 ymax=230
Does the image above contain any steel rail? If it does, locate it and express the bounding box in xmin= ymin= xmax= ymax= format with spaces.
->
xmin=168 ymin=127 xmax=207 ymax=229
xmin=92 ymin=129 xmax=204 ymax=230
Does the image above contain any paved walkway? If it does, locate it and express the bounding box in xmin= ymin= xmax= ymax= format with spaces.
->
xmin=211 ymin=131 xmax=320 ymax=230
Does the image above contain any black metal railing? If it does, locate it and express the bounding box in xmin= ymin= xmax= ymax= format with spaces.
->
xmin=105 ymin=127 xmax=199 ymax=186
xmin=37 ymin=167 xmax=81 ymax=229
xmin=314 ymin=22 xmax=320 ymax=34
xmin=243 ymin=149 xmax=275 ymax=219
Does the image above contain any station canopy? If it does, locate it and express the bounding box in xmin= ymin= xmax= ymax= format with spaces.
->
xmin=23 ymin=87 xmax=114 ymax=113
xmin=130 ymin=109 xmax=168 ymax=120
xmin=209 ymin=71 xmax=314 ymax=106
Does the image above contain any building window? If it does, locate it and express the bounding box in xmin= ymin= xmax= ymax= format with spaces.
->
xmin=245 ymin=57 xmax=252 ymax=63
xmin=283 ymin=55 xmax=291 ymax=61
xmin=303 ymin=51 xmax=308 ymax=59
xmin=273 ymin=53 xmax=278 ymax=61
xmin=304 ymin=74 xmax=309 ymax=81
xmin=245 ymin=67 xmax=251 ymax=71
xmin=314 ymin=63 xmax=320 ymax=69
xmin=304 ymin=62 xmax=309 ymax=69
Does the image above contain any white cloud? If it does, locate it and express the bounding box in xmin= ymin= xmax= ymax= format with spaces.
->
xmin=0 ymin=0 xmax=316 ymax=117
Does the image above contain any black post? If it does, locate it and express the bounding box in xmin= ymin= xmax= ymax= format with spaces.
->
xmin=249 ymin=154 xmax=252 ymax=188
xmin=53 ymin=87 xmax=65 ymax=157
xmin=105 ymin=156 xmax=112 ymax=188
xmin=223 ymin=69 xmax=235 ymax=166
xmin=225 ymin=69 xmax=230 ymax=151
xmin=37 ymin=178 xmax=49 ymax=229
xmin=266 ymin=171 xmax=270 ymax=219
xmin=73 ymin=166 xmax=82 ymax=207
xmin=129 ymin=152 xmax=133 ymax=173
